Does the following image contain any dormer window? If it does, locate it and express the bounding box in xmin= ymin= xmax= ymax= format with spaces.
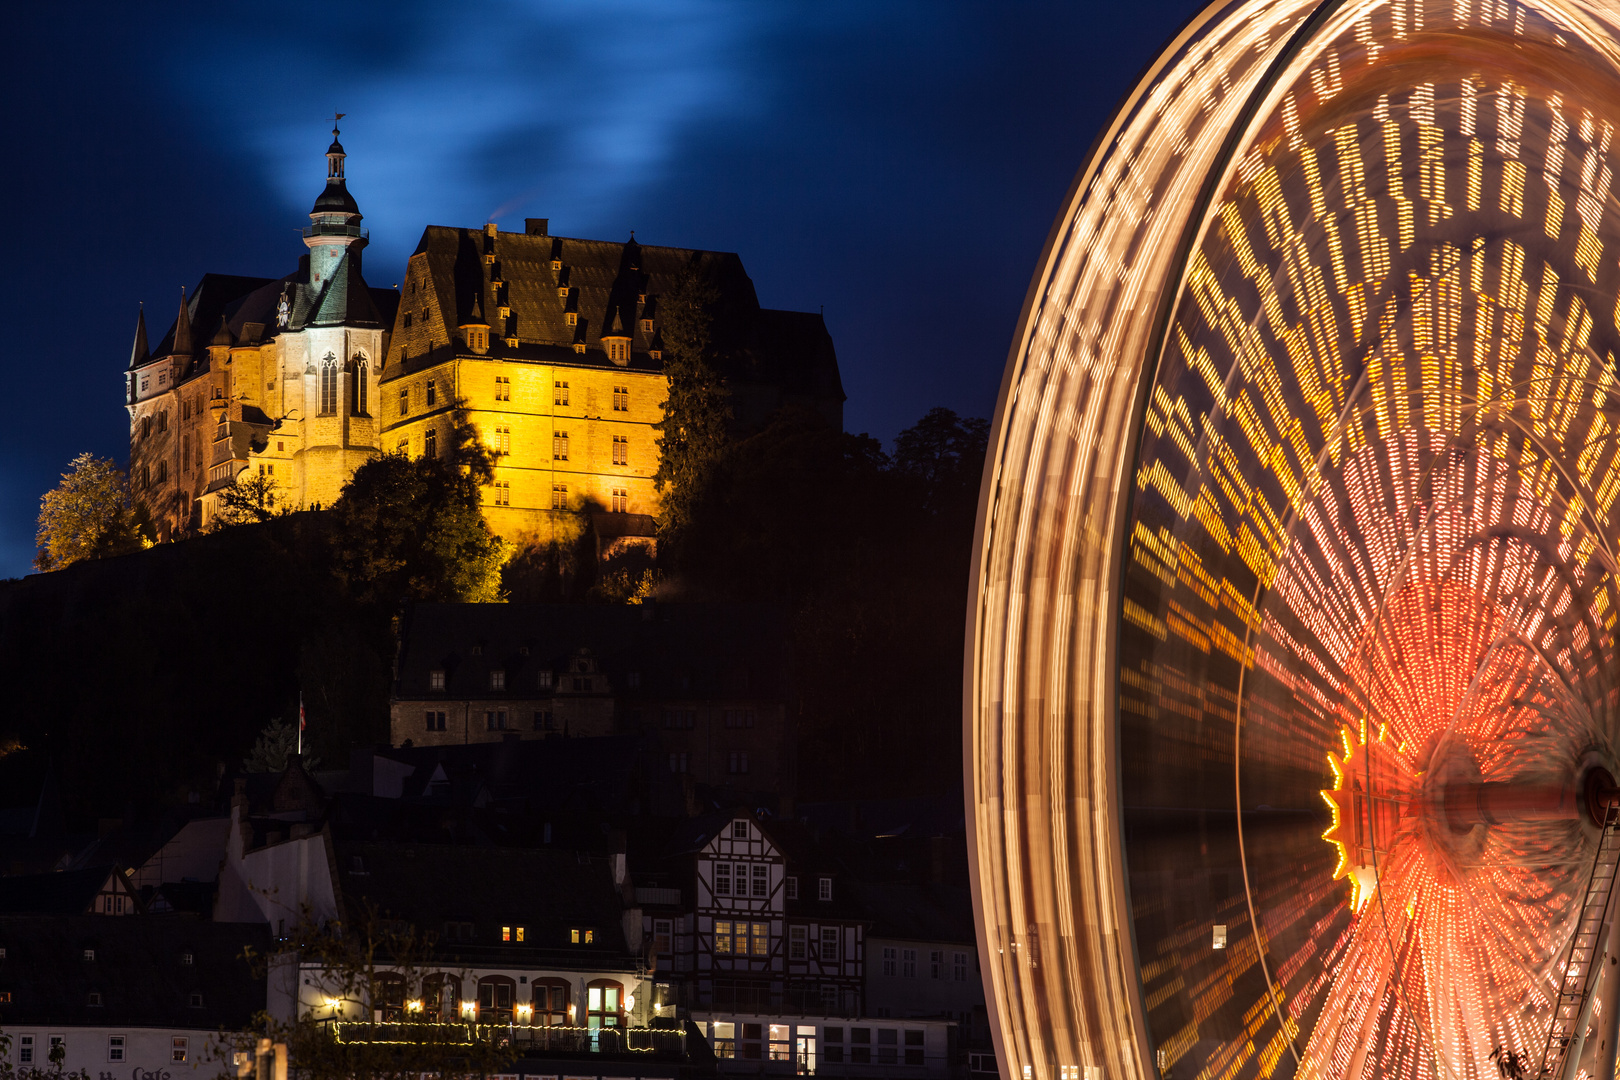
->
xmin=818 ymin=877 xmax=833 ymax=902
xmin=604 ymin=339 xmax=631 ymax=364
xmin=430 ymin=669 xmax=445 ymax=691
xmin=557 ymin=286 xmax=569 ymax=298
xmin=640 ymin=319 xmax=653 ymax=333
xmin=471 ymin=643 xmax=483 ymax=656
xmin=551 ymin=259 xmax=563 ymax=272
xmin=573 ymin=343 xmax=587 ymax=354
xmin=565 ymin=312 xmax=577 ymax=326
xmin=538 ymin=670 xmax=554 ymax=689
xmin=490 ymin=670 xmax=506 ymax=691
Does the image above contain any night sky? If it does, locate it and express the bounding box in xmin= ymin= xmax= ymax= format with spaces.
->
xmin=0 ymin=0 xmax=1199 ymax=578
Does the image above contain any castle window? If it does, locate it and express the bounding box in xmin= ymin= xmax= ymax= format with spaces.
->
xmin=538 ymin=670 xmax=553 ymax=689
xmin=552 ymin=432 xmax=569 ymax=461
xmin=491 ymin=480 xmax=510 ymax=506
xmin=396 ymin=439 xmax=409 ymax=456
xmin=425 ymin=711 xmax=446 ymax=731
xmin=354 ymin=358 xmax=369 ymax=416
xmin=565 ymin=312 xmax=577 ymax=326
xmin=141 ymin=415 xmax=152 ymax=438
xmin=551 ymin=484 xmax=567 ymax=510
xmin=494 ymin=426 xmax=511 ymax=455
xmin=140 ymin=465 xmax=150 ymax=489
xmin=485 ymin=710 xmax=507 ymax=731
xmin=573 ymin=343 xmax=587 ymax=354
xmin=613 ymin=386 xmax=629 ymax=411
xmin=611 ymin=488 xmax=628 ymax=513
xmin=729 ymin=751 xmax=749 ymax=774
xmin=605 ymin=339 xmax=630 ymax=363
xmin=640 ymin=319 xmax=653 ymax=333
xmin=424 ymin=428 xmax=437 ymax=458
xmin=426 ymin=379 xmax=437 ymax=406
xmin=158 ymin=411 xmax=169 ymax=432
xmin=558 ymin=286 xmax=569 ymax=298
xmin=319 ymin=355 xmax=338 ymax=415
xmin=490 ymin=670 xmax=506 ymax=691
xmin=430 ymin=669 xmax=445 ymax=690
xmin=554 ymin=382 xmax=569 ymax=406
xmin=157 ymin=462 xmax=168 ymax=484
xmin=158 ymin=371 xmax=167 ymax=385
xmin=495 ymin=376 xmax=511 ymax=402
xmin=399 ymin=387 xmax=408 ymax=416
xmin=505 ymin=337 xmax=518 ymax=348
xmin=141 ymin=376 xmax=149 ymax=392
xmin=612 ymin=436 xmax=628 ymax=466
xmin=182 ymin=434 xmax=191 ymax=471
xmin=420 ymin=309 xmax=427 ymax=324
xmin=403 ymin=313 xmax=412 ymax=329
xmin=213 ymin=386 xmax=223 ymax=399
xmin=650 ymin=349 xmax=663 ymax=360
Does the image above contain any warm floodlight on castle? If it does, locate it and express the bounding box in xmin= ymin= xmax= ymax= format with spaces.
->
xmin=967 ymin=1 xmax=1620 ymax=1078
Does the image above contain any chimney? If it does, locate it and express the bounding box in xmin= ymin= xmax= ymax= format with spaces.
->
xmin=525 ymin=218 xmax=549 ymax=236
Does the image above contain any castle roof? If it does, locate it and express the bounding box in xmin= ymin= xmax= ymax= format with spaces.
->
xmin=392 ymin=224 xmax=845 ymax=425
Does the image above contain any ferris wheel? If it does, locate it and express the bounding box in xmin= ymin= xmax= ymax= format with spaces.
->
xmin=967 ymin=2 xmax=1620 ymax=1079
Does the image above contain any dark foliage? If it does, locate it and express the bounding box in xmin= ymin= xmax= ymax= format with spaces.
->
xmin=0 ymin=515 xmax=392 ymax=827
xmin=652 ymin=265 xmax=734 ymax=556
xmin=671 ymin=405 xmax=988 ymax=798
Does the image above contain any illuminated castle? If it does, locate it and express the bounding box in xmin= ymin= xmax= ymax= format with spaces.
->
xmin=125 ymin=134 xmax=843 ymax=543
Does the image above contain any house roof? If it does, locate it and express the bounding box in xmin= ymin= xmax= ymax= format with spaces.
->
xmin=0 ymin=915 xmax=269 ymax=1028
xmin=330 ymin=840 xmax=636 ymax=970
xmin=0 ymin=865 xmax=109 ymax=914
xmin=393 ymin=601 xmax=792 ymax=704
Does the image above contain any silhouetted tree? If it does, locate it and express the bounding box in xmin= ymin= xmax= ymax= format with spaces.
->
xmin=208 ymin=471 xmax=284 ymax=531
xmin=653 ymin=266 xmax=732 ymax=554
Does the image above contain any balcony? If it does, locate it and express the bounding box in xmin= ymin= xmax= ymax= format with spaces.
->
xmin=303 ymin=223 xmax=369 ymax=240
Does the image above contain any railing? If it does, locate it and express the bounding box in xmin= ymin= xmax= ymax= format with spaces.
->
xmin=303 ymin=223 xmax=369 ymax=240
xmin=331 ymin=1023 xmax=685 ymax=1058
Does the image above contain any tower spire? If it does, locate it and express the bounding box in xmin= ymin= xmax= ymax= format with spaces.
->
xmin=326 ymin=113 xmax=347 ymax=179
xmin=128 ymin=305 xmax=149 ymax=370
xmin=172 ymin=288 xmax=193 ymax=357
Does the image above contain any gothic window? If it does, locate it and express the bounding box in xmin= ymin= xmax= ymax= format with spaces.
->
xmin=319 ymin=354 xmax=338 ymax=415
xmin=424 ymin=428 xmax=437 ymax=459
xmin=353 ymin=355 xmax=369 ymax=416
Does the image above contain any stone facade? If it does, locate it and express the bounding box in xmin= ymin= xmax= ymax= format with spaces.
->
xmin=125 ymin=129 xmax=395 ymax=537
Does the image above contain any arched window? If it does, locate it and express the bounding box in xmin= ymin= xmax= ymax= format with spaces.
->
xmin=422 ymin=974 xmax=460 ymax=1023
xmin=476 ymin=975 xmax=515 ymax=1023
xmin=532 ymin=978 xmax=570 ymax=1027
xmin=371 ymin=973 xmax=406 ymax=1022
xmin=585 ymin=979 xmax=623 ymax=1031
xmin=353 ymin=354 xmax=369 ymax=416
xmin=319 ymin=354 xmax=338 ymax=415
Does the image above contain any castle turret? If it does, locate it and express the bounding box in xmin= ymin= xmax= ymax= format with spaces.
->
xmin=128 ymin=307 xmax=149 ymax=370
xmin=170 ymin=289 xmax=193 ymax=359
xmin=303 ymin=124 xmax=375 ymax=327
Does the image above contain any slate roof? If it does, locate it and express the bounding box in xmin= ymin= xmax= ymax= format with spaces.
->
xmin=393 ymin=602 xmax=792 ymax=704
xmin=330 ymin=840 xmax=637 ymax=970
xmin=396 ymin=226 xmax=844 ymax=414
xmin=0 ymin=915 xmax=269 ymax=1028
xmin=0 ymin=866 xmax=108 ymax=914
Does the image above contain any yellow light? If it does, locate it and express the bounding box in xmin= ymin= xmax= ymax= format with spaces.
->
xmin=323 ymin=998 xmax=341 ymax=1010
xmin=624 ymin=994 xmax=635 ymax=1013
xmin=406 ymin=1000 xmax=422 ymax=1013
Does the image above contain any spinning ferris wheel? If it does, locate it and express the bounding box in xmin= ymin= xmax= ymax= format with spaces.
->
xmin=966 ymin=2 xmax=1620 ymax=1079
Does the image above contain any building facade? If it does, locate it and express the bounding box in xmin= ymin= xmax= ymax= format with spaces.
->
xmin=379 ymin=218 xmax=843 ymax=549
xmin=126 ymin=128 xmax=397 ymax=537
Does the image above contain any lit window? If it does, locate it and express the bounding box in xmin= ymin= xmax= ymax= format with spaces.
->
xmin=515 ymin=927 xmax=525 ymax=943
xmin=495 ymin=376 xmax=511 ymax=402
xmin=538 ymin=670 xmax=554 ymax=689
xmin=502 ymin=926 xmax=512 ymax=942
xmin=355 ymin=358 xmax=369 ymax=416
xmin=495 ymin=426 xmax=511 ymax=455
xmin=612 ymin=436 xmax=628 ymax=466
xmin=751 ymin=922 xmax=769 ymax=956
xmin=172 ymin=1038 xmax=188 ymax=1063
xmin=491 ymin=480 xmax=511 ymax=506
xmin=83 ymin=949 xmax=95 ymax=962
xmin=430 ymin=669 xmax=445 ymax=690
xmin=554 ymin=381 xmax=569 ymax=406
xmin=565 ymin=312 xmax=578 ymax=326
xmin=611 ymin=487 xmax=628 ymax=513
xmin=551 ymin=484 xmax=567 ymax=510
xmin=818 ymin=878 xmax=832 ymax=902
xmin=553 ymin=431 xmax=569 ymax=460
xmin=490 ymin=670 xmax=506 ymax=690
xmin=715 ymin=920 xmax=732 ymax=953
xmin=613 ymin=386 xmax=629 ymax=411
xmin=319 ymin=354 xmax=338 ymax=415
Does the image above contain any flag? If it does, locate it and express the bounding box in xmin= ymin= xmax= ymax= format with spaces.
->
xmin=299 ymin=694 xmax=306 ymax=732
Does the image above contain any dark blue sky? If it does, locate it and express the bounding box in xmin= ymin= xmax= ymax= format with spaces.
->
xmin=0 ymin=0 xmax=1199 ymax=578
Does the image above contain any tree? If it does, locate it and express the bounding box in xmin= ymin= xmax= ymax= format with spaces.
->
xmin=243 ymin=716 xmax=319 ymax=773
xmin=34 ymin=453 xmax=149 ymax=571
xmin=208 ymin=470 xmax=284 ymax=532
xmin=225 ymin=903 xmax=515 ymax=1080
xmin=652 ymin=265 xmax=733 ymax=552
xmin=327 ymin=445 xmax=503 ymax=607
xmin=891 ymin=408 xmax=990 ymax=514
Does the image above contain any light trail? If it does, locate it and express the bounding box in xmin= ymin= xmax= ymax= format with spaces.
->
xmin=968 ymin=2 xmax=1620 ymax=1078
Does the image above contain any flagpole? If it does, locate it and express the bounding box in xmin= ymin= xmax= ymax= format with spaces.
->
xmin=298 ymin=691 xmax=304 ymax=758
